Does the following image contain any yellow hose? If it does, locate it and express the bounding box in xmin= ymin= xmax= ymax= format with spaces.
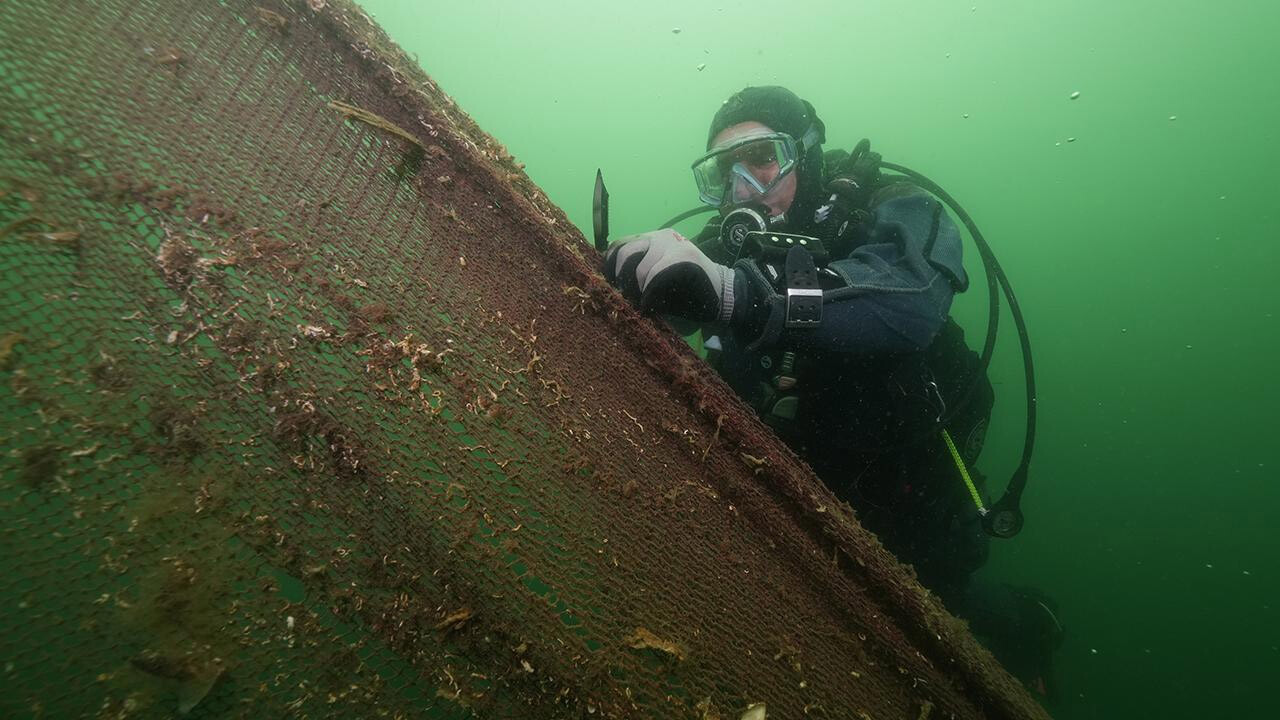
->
xmin=942 ymin=429 xmax=987 ymax=514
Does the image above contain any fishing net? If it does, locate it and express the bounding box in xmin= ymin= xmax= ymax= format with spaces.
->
xmin=0 ymin=1 xmax=1049 ymax=718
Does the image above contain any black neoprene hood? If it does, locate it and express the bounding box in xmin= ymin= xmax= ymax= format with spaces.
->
xmin=706 ymin=85 xmax=827 ymax=151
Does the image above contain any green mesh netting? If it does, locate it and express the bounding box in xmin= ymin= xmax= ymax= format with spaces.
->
xmin=0 ymin=1 xmax=1048 ymax=718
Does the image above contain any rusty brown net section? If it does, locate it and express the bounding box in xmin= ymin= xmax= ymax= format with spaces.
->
xmin=0 ymin=2 xmax=1048 ymax=718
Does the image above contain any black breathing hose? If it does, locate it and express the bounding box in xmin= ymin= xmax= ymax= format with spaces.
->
xmin=660 ymin=205 xmax=716 ymax=230
xmin=879 ymin=162 xmax=1036 ymax=536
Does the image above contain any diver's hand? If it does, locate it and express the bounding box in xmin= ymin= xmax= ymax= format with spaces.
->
xmin=602 ymin=228 xmax=735 ymax=324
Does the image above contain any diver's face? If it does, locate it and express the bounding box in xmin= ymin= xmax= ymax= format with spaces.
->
xmin=710 ymin=121 xmax=797 ymax=217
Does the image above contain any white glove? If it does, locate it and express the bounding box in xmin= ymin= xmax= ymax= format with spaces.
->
xmin=603 ymin=228 xmax=736 ymax=325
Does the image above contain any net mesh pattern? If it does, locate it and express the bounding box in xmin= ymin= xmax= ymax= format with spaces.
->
xmin=0 ymin=2 xmax=1048 ymax=718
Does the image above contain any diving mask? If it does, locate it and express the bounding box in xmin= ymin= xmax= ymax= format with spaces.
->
xmin=692 ymin=131 xmax=799 ymax=207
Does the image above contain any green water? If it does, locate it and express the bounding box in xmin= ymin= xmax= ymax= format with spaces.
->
xmin=360 ymin=1 xmax=1278 ymax=716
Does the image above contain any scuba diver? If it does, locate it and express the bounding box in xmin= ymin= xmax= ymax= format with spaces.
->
xmin=601 ymin=86 xmax=1064 ymax=698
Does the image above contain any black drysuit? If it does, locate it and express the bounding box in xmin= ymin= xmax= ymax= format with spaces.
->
xmin=694 ymin=179 xmax=1058 ymax=692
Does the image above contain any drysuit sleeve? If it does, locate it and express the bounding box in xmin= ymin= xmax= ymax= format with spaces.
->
xmin=731 ymin=188 xmax=968 ymax=354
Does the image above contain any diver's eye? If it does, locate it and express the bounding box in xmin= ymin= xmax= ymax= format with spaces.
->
xmin=744 ymin=147 xmax=776 ymax=167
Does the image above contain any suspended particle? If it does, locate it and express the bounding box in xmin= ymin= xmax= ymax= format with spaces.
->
xmin=672 ymin=27 xmax=681 ymax=34
xmin=1070 ymin=91 xmax=1081 ymax=100
xmin=1066 ymin=137 xmax=1076 ymax=143
xmin=1169 ymin=115 xmax=1178 ymax=121
xmin=697 ymin=63 xmax=707 ymax=71
xmin=962 ymin=113 xmax=970 ymax=119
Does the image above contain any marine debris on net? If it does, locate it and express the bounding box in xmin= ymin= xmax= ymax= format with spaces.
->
xmin=0 ymin=0 xmax=1049 ymax=718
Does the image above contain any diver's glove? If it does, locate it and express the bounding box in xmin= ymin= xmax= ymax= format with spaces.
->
xmin=603 ymin=228 xmax=736 ymax=325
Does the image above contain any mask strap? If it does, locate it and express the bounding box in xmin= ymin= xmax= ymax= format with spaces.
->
xmin=798 ymin=123 xmax=820 ymax=153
